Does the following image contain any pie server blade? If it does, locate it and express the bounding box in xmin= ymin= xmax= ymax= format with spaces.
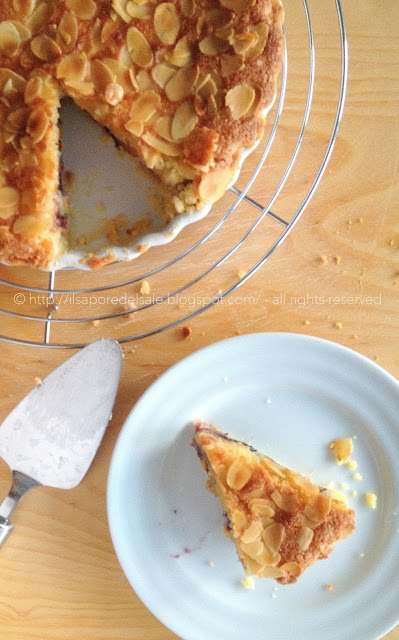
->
xmin=0 ymin=339 xmax=122 ymax=548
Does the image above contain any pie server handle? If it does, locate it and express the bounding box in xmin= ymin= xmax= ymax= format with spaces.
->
xmin=0 ymin=471 xmax=40 ymax=548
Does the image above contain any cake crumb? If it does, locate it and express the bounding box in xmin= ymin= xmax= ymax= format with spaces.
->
xmin=140 ymin=280 xmax=151 ymax=295
xmin=340 ymin=482 xmax=349 ymax=491
xmin=123 ymin=302 xmax=136 ymax=319
xmin=334 ymin=256 xmax=341 ymax=264
xmin=334 ymin=321 xmax=343 ymax=329
xmin=352 ymin=490 xmax=358 ymax=497
xmin=237 ymin=269 xmax=247 ymax=278
xmin=330 ymin=438 xmax=353 ymax=464
xmin=91 ymin=319 xmax=100 ymax=327
xmin=347 ymin=460 xmax=358 ymax=470
xmin=326 ymin=583 xmax=333 ymax=591
xmin=319 ymin=255 xmax=329 ymax=264
xmin=304 ymin=320 xmax=310 ymax=325
xmin=271 ymin=592 xmax=277 ymax=599
xmin=34 ymin=376 xmax=42 ymax=387
xmin=266 ymin=398 xmax=272 ymax=404
xmin=209 ymin=561 xmax=215 ymax=568
xmin=241 ymin=577 xmax=255 ymax=590
xmin=359 ymin=552 xmax=365 ymax=558
xmin=352 ymin=334 xmax=359 ymax=339
xmin=353 ymin=473 xmax=363 ymax=481
xmin=365 ymin=493 xmax=377 ymax=509
xmin=182 ymin=326 xmax=192 ymax=339
xmin=223 ymin=377 xmax=228 ymax=383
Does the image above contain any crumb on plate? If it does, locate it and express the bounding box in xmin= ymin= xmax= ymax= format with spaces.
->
xmin=365 ymin=493 xmax=377 ymax=509
xmin=241 ymin=577 xmax=255 ymax=590
xmin=330 ymin=438 xmax=353 ymax=464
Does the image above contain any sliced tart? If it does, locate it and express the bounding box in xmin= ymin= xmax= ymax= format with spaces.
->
xmin=0 ymin=0 xmax=284 ymax=268
xmin=192 ymin=420 xmax=355 ymax=584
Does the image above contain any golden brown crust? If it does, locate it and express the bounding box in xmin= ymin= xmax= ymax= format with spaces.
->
xmin=0 ymin=0 xmax=284 ymax=268
xmin=193 ymin=421 xmax=355 ymax=584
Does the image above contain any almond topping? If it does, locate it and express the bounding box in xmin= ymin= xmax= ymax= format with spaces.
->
xmin=280 ymin=562 xmax=302 ymax=579
xmin=56 ymin=51 xmax=87 ymax=83
xmin=260 ymin=566 xmax=286 ymax=579
xmin=240 ymin=520 xmax=263 ymax=545
xmin=66 ymin=0 xmax=97 ymax=20
xmin=26 ymin=108 xmax=50 ymax=144
xmin=0 ymin=21 xmax=21 ymax=56
xmin=248 ymin=498 xmax=275 ymax=518
xmin=124 ymin=119 xmax=144 ymax=136
xmin=164 ymin=36 xmax=192 ymax=67
xmin=154 ymin=115 xmax=174 ymax=141
xmin=141 ymin=131 xmax=181 ymax=156
xmin=199 ymin=35 xmax=229 ymax=56
xmin=226 ymin=456 xmax=252 ymax=490
xmin=129 ymin=90 xmax=160 ymax=121
xmin=296 ymin=526 xmax=314 ymax=552
xmin=240 ymin=540 xmax=264 ymax=559
xmin=165 ymin=64 xmax=199 ymax=102
xmin=247 ymin=23 xmax=269 ymax=59
xmin=171 ymin=101 xmax=198 ymax=140
xmin=232 ymin=31 xmax=258 ymax=55
xmin=57 ymin=11 xmax=78 ymax=53
xmin=206 ymin=8 xmax=233 ymax=28
xmin=30 ymin=3 xmax=49 ymax=35
xmin=199 ymin=166 xmax=234 ymax=204
xmin=105 ymin=83 xmax=124 ymax=105
xmin=24 ymin=76 xmax=43 ymax=104
xmin=262 ymin=523 xmax=285 ymax=554
xmin=303 ymin=493 xmax=332 ymax=525
xmin=219 ymin=0 xmax=246 ymax=12
xmin=13 ymin=215 xmax=47 ymax=238
xmin=0 ymin=187 xmax=19 ymax=219
xmin=225 ymin=83 xmax=255 ymax=120
xmin=261 ymin=457 xmax=286 ymax=478
xmin=180 ymin=0 xmax=195 ymax=18
xmin=112 ymin=0 xmax=131 ymax=23
xmin=90 ymin=59 xmax=115 ymax=90
xmin=151 ymin=63 xmax=176 ymax=89
xmin=154 ymin=3 xmax=180 ymax=46
xmin=127 ymin=27 xmax=153 ymax=67
xmin=30 ymin=35 xmax=61 ymax=62
xmin=126 ymin=1 xmax=153 ymax=19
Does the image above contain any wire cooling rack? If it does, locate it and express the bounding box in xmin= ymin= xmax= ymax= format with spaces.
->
xmin=0 ymin=0 xmax=347 ymax=348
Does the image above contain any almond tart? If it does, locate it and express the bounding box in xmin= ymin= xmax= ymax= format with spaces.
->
xmin=192 ymin=420 xmax=355 ymax=584
xmin=0 ymin=0 xmax=284 ymax=268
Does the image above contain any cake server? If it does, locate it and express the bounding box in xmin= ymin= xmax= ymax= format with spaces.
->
xmin=0 ymin=338 xmax=122 ymax=548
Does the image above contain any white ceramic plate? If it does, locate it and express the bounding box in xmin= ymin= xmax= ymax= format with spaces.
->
xmin=107 ymin=333 xmax=399 ymax=640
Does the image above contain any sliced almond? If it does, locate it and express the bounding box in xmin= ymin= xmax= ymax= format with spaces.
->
xmin=199 ymin=166 xmax=234 ymax=204
xmin=64 ymin=80 xmax=94 ymax=96
xmin=240 ymin=520 xmax=263 ymax=545
xmin=165 ymin=64 xmax=198 ymax=102
xmin=0 ymin=21 xmax=21 ymax=57
xmin=56 ymin=51 xmax=88 ymax=83
xmin=104 ymin=58 xmax=131 ymax=88
xmin=232 ymin=31 xmax=258 ymax=56
xmin=226 ymin=456 xmax=252 ymax=491
xmin=30 ymin=35 xmax=62 ymax=62
xmin=296 ymin=526 xmax=314 ymax=552
xmin=6 ymin=108 xmax=29 ymax=132
xmin=199 ymin=35 xmax=229 ymax=56
xmin=154 ymin=115 xmax=174 ymax=141
xmin=240 ymin=540 xmax=264 ymax=559
xmin=206 ymin=8 xmax=233 ymax=29
xmin=260 ymin=565 xmax=285 ymax=579
xmin=90 ymin=59 xmax=115 ymax=90
xmin=129 ymin=90 xmax=160 ymax=121
xmin=135 ymin=69 xmax=158 ymax=91
xmin=262 ymin=523 xmax=285 ymax=554
xmin=125 ymin=119 xmax=144 ymax=136
xmin=219 ymin=0 xmax=246 ymax=12
xmin=66 ymin=0 xmax=97 ymax=20
xmin=26 ymin=109 xmax=50 ymax=145
xmin=101 ymin=17 xmax=119 ymax=43
xmin=303 ymin=493 xmax=332 ymax=525
xmin=0 ymin=69 xmax=26 ymax=94
xmin=247 ymin=23 xmax=269 ymax=60
xmin=271 ymin=489 xmax=299 ymax=514
xmin=57 ymin=11 xmax=78 ymax=53
xmin=164 ymin=35 xmax=192 ymax=67
xmin=127 ymin=27 xmax=153 ymax=67
xmin=141 ymin=131 xmax=181 ymax=156
xmin=225 ymin=83 xmax=255 ymax=120
xmin=24 ymin=76 xmax=43 ymax=104
xmin=171 ymin=101 xmax=198 ymax=140
xmin=151 ymin=63 xmax=176 ymax=89
xmin=0 ymin=186 xmax=19 ymax=219
xmin=112 ymin=0 xmax=131 ymax=22
xmin=126 ymin=1 xmax=153 ymax=19
xmin=248 ymin=498 xmax=275 ymax=518
xmin=230 ymin=508 xmax=247 ymax=535
xmin=154 ymin=3 xmax=180 ymax=46
xmin=30 ymin=3 xmax=50 ymax=35
xmin=207 ymin=94 xmax=217 ymax=117
xmin=261 ymin=457 xmax=286 ymax=478
xmin=280 ymin=562 xmax=302 ymax=579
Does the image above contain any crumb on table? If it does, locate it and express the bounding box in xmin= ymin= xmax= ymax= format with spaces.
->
xmin=34 ymin=376 xmax=42 ymax=386
xmin=140 ymin=280 xmax=151 ymax=295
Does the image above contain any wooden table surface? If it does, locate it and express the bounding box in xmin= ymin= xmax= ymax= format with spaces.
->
xmin=0 ymin=0 xmax=398 ymax=638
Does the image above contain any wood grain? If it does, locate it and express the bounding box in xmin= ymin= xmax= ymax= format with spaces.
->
xmin=0 ymin=1 xmax=398 ymax=638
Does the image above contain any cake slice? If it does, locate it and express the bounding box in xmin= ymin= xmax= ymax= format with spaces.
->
xmin=192 ymin=420 xmax=355 ymax=584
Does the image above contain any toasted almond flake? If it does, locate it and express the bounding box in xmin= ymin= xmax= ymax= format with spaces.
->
xmin=219 ymin=0 xmax=246 ymax=12
xmin=303 ymin=493 xmax=332 ymax=525
xmin=9 ymin=20 xmax=31 ymax=43
xmin=199 ymin=166 xmax=234 ymax=204
xmin=207 ymin=8 xmax=233 ymax=28
xmin=225 ymin=83 xmax=255 ymax=120
xmin=154 ymin=115 xmax=174 ymax=141
xmin=64 ymin=80 xmax=94 ymax=96
xmin=196 ymin=76 xmax=217 ymax=101
xmin=220 ymin=53 xmax=245 ymax=77
xmin=112 ymin=0 xmax=131 ymax=22
xmin=260 ymin=566 xmax=285 ymax=579
xmin=226 ymin=456 xmax=252 ymax=490
xmin=165 ymin=64 xmax=199 ymax=102
xmin=104 ymin=58 xmax=130 ymax=88
xmin=0 ymin=21 xmax=21 ymax=56
xmin=24 ymin=76 xmax=43 ymax=104
xmin=241 ymin=520 xmax=263 ymax=545
xmin=0 ymin=186 xmax=19 ymax=219
xmin=141 ymin=131 xmax=180 ymax=156
xmin=66 ymin=0 xmax=97 ymax=20
xmin=30 ymin=3 xmax=49 ymax=35
xmin=280 ymin=562 xmax=302 ymax=579
xmin=57 ymin=11 xmax=78 ymax=53
xmin=261 ymin=457 xmax=286 ymax=478
xmin=105 ymin=82 xmax=124 ymax=105
xmin=271 ymin=489 xmax=299 ymax=514
xmin=90 ymin=58 xmax=115 ymax=90
xmin=154 ymin=3 xmax=180 ymax=46
xmin=296 ymin=526 xmax=314 ymax=551
xmin=135 ymin=69 xmax=157 ymax=91
xmin=232 ymin=31 xmax=258 ymax=55
xmin=129 ymin=90 xmax=160 ymax=121
xmin=151 ymin=63 xmax=176 ymax=89
xmin=164 ymin=35 xmax=192 ymax=67
xmin=101 ymin=17 xmax=119 ymax=43
xmin=241 ymin=539 xmax=265 ymax=559
xmin=199 ymin=35 xmax=229 ymax=56
xmin=262 ymin=523 xmax=285 ymax=554
xmin=26 ymin=108 xmax=50 ymax=144
xmin=6 ymin=107 xmax=29 ymax=132
xmin=171 ymin=101 xmax=198 ymax=140
xmin=127 ymin=26 xmax=153 ymax=67
xmin=56 ymin=51 xmax=87 ymax=83
xmin=126 ymin=1 xmax=153 ymax=19
xmin=31 ymin=35 xmax=61 ymax=62
xmin=247 ymin=22 xmax=269 ymax=59
xmin=124 ymin=119 xmax=144 ymax=136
